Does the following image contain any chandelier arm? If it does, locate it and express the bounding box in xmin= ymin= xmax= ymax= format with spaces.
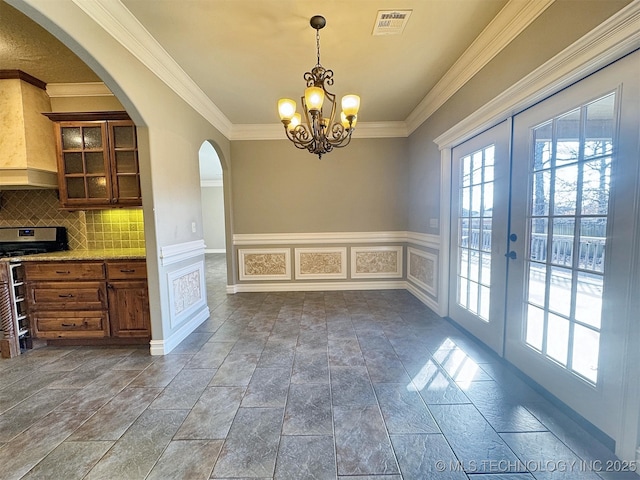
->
xmin=284 ymin=124 xmax=315 ymax=148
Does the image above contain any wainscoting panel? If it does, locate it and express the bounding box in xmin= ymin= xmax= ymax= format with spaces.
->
xmin=230 ymin=232 xmax=443 ymax=314
xmin=167 ymin=261 xmax=207 ymax=329
xmin=407 ymin=247 xmax=438 ymax=296
xmin=295 ymin=247 xmax=347 ymax=280
xmin=238 ymin=248 xmax=292 ymax=281
xmin=351 ymin=246 xmax=403 ymax=279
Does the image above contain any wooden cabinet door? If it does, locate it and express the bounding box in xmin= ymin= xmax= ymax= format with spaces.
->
xmin=108 ymin=121 xmax=142 ymax=206
xmin=107 ymin=281 xmax=150 ymax=338
xmin=56 ymin=121 xmax=112 ymax=209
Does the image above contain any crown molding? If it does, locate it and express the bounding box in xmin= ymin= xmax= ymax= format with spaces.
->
xmin=230 ymin=121 xmax=408 ymax=141
xmin=46 ymin=82 xmax=113 ymax=97
xmin=435 ymin=0 xmax=640 ymax=148
xmin=71 ymin=0 xmax=233 ymax=137
xmin=405 ymin=0 xmax=555 ymax=134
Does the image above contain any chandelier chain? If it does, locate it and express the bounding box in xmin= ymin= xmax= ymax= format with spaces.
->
xmin=316 ymin=28 xmax=321 ymax=67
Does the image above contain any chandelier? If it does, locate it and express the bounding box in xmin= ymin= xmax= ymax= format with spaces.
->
xmin=277 ymin=15 xmax=360 ymax=159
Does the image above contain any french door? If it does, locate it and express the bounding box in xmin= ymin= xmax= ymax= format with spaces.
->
xmin=448 ymin=51 xmax=639 ymax=443
xmin=448 ymin=121 xmax=510 ymax=354
xmin=505 ymin=51 xmax=639 ymax=440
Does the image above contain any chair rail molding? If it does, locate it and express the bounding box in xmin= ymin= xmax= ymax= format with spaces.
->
xmin=159 ymin=239 xmax=206 ymax=266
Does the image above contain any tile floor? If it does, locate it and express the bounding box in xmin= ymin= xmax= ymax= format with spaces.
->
xmin=0 ymin=254 xmax=637 ymax=479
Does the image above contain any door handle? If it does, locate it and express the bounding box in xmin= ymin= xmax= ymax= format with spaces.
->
xmin=505 ymin=251 xmax=517 ymax=260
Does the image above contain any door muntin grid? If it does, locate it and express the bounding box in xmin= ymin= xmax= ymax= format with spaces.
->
xmin=457 ymin=145 xmax=494 ymax=321
xmin=524 ymin=92 xmax=615 ymax=385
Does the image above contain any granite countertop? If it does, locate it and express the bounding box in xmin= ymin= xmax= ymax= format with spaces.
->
xmin=1 ymin=248 xmax=146 ymax=262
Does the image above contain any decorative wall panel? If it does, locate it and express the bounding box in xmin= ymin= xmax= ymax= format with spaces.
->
xmin=351 ymin=246 xmax=403 ymax=279
xmin=167 ymin=261 xmax=206 ymax=328
xmin=295 ymin=247 xmax=347 ymax=280
xmin=238 ymin=248 xmax=291 ymax=281
xmin=408 ymin=247 xmax=438 ymax=296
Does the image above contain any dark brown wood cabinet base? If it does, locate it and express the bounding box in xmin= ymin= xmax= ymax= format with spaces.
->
xmin=25 ymin=259 xmax=150 ymax=344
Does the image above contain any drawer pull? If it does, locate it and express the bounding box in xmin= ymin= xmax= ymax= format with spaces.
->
xmin=55 ymin=271 xmax=71 ymax=275
xmin=58 ymin=294 xmax=74 ymax=298
xmin=61 ymin=323 xmax=77 ymax=327
xmin=120 ymin=269 xmax=136 ymax=273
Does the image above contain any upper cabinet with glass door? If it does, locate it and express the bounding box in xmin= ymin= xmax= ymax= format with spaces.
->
xmin=45 ymin=112 xmax=142 ymax=210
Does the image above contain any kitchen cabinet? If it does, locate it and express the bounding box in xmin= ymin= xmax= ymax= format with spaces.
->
xmin=25 ymin=259 xmax=150 ymax=343
xmin=25 ymin=261 xmax=110 ymax=339
xmin=44 ymin=112 xmax=142 ymax=209
xmin=106 ymin=261 xmax=150 ymax=339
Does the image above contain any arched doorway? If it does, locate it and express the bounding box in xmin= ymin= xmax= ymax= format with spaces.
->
xmin=198 ymin=141 xmax=228 ymax=300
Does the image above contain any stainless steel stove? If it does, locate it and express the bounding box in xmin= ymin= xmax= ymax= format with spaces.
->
xmin=0 ymin=227 xmax=68 ymax=258
xmin=1 ymin=227 xmax=68 ymax=357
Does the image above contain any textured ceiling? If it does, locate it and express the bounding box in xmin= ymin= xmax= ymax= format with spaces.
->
xmin=1 ymin=0 xmax=513 ymax=125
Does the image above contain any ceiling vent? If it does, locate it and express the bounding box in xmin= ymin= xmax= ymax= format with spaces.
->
xmin=372 ymin=10 xmax=412 ymax=36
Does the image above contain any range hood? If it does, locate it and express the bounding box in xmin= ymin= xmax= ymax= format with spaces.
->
xmin=0 ymin=70 xmax=58 ymax=189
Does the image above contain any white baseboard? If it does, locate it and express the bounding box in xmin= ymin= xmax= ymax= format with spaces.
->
xmin=406 ymin=281 xmax=440 ymax=313
xmin=149 ymin=305 xmax=210 ymax=355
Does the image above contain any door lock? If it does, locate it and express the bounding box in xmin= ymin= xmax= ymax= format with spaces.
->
xmin=505 ymin=251 xmax=517 ymax=260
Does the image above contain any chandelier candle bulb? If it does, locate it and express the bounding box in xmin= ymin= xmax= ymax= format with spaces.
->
xmin=341 ymin=95 xmax=360 ymax=117
xmin=304 ymin=86 xmax=325 ymax=112
xmin=341 ymin=112 xmax=357 ymax=129
xmin=278 ymin=98 xmax=296 ymax=121
xmin=288 ymin=113 xmax=301 ymax=131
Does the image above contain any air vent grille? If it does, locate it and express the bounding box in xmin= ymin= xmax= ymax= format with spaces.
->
xmin=372 ymin=10 xmax=412 ymax=36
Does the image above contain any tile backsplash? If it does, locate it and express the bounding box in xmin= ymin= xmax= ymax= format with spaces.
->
xmin=0 ymin=190 xmax=144 ymax=250
xmin=85 ymin=209 xmax=145 ymax=250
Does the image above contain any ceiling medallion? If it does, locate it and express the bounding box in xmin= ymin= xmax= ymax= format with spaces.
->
xmin=277 ymin=15 xmax=360 ymax=159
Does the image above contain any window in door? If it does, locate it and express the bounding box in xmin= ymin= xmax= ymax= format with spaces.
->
xmin=456 ymin=145 xmax=494 ymax=321
xmin=524 ymin=92 xmax=615 ymax=384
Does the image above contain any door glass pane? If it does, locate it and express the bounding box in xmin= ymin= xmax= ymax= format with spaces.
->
xmin=66 ymin=178 xmax=85 ymax=198
xmin=549 ymin=266 xmax=571 ymax=317
xmin=579 ymin=218 xmax=606 ymax=272
xmin=572 ymin=324 xmax=599 ymax=382
xmin=115 ymin=151 xmax=137 ymax=173
xmin=523 ymin=92 xmax=615 ymax=385
xmin=533 ymin=121 xmax=552 ymax=171
xmin=531 ymin=170 xmax=551 ymax=216
xmin=456 ymin=145 xmax=495 ymax=322
xmin=581 ymin=158 xmax=610 ymax=214
xmin=117 ymin=176 xmax=140 ymax=198
xmin=585 ymin=93 xmax=614 ymax=159
xmin=547 ymin=313 xmax=569 ymax=366
xmin=551 ymin=218 xmax=574 ymax=267
xmin=553 ymin=164 xmax=578 ymax=215
xmin=61 ymin=127 xmax=82 ymax=149
xmin=83 ymin=127 xmax=103 ymax=149
xmin=575 ymin=272 xmax=602 ymax=329
xmin=87 ymin=177 xmax=108 ymax=198
xmin=555 ymin=108 xmax=580 ymax=166
xmin=526 ymin=304 xmax=545 ymax=351
xmin=85 ymin=152 xmax=105 ymax=174
xmin=63 ymin=152 xmax=83 ymax=174
xmin=113 ymin=125 xmax=135 ymax=148
xmin=527 ymin=262 xmax=546 ymax=307
xmin=530 ymin=218 xmax=548 ymax=262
